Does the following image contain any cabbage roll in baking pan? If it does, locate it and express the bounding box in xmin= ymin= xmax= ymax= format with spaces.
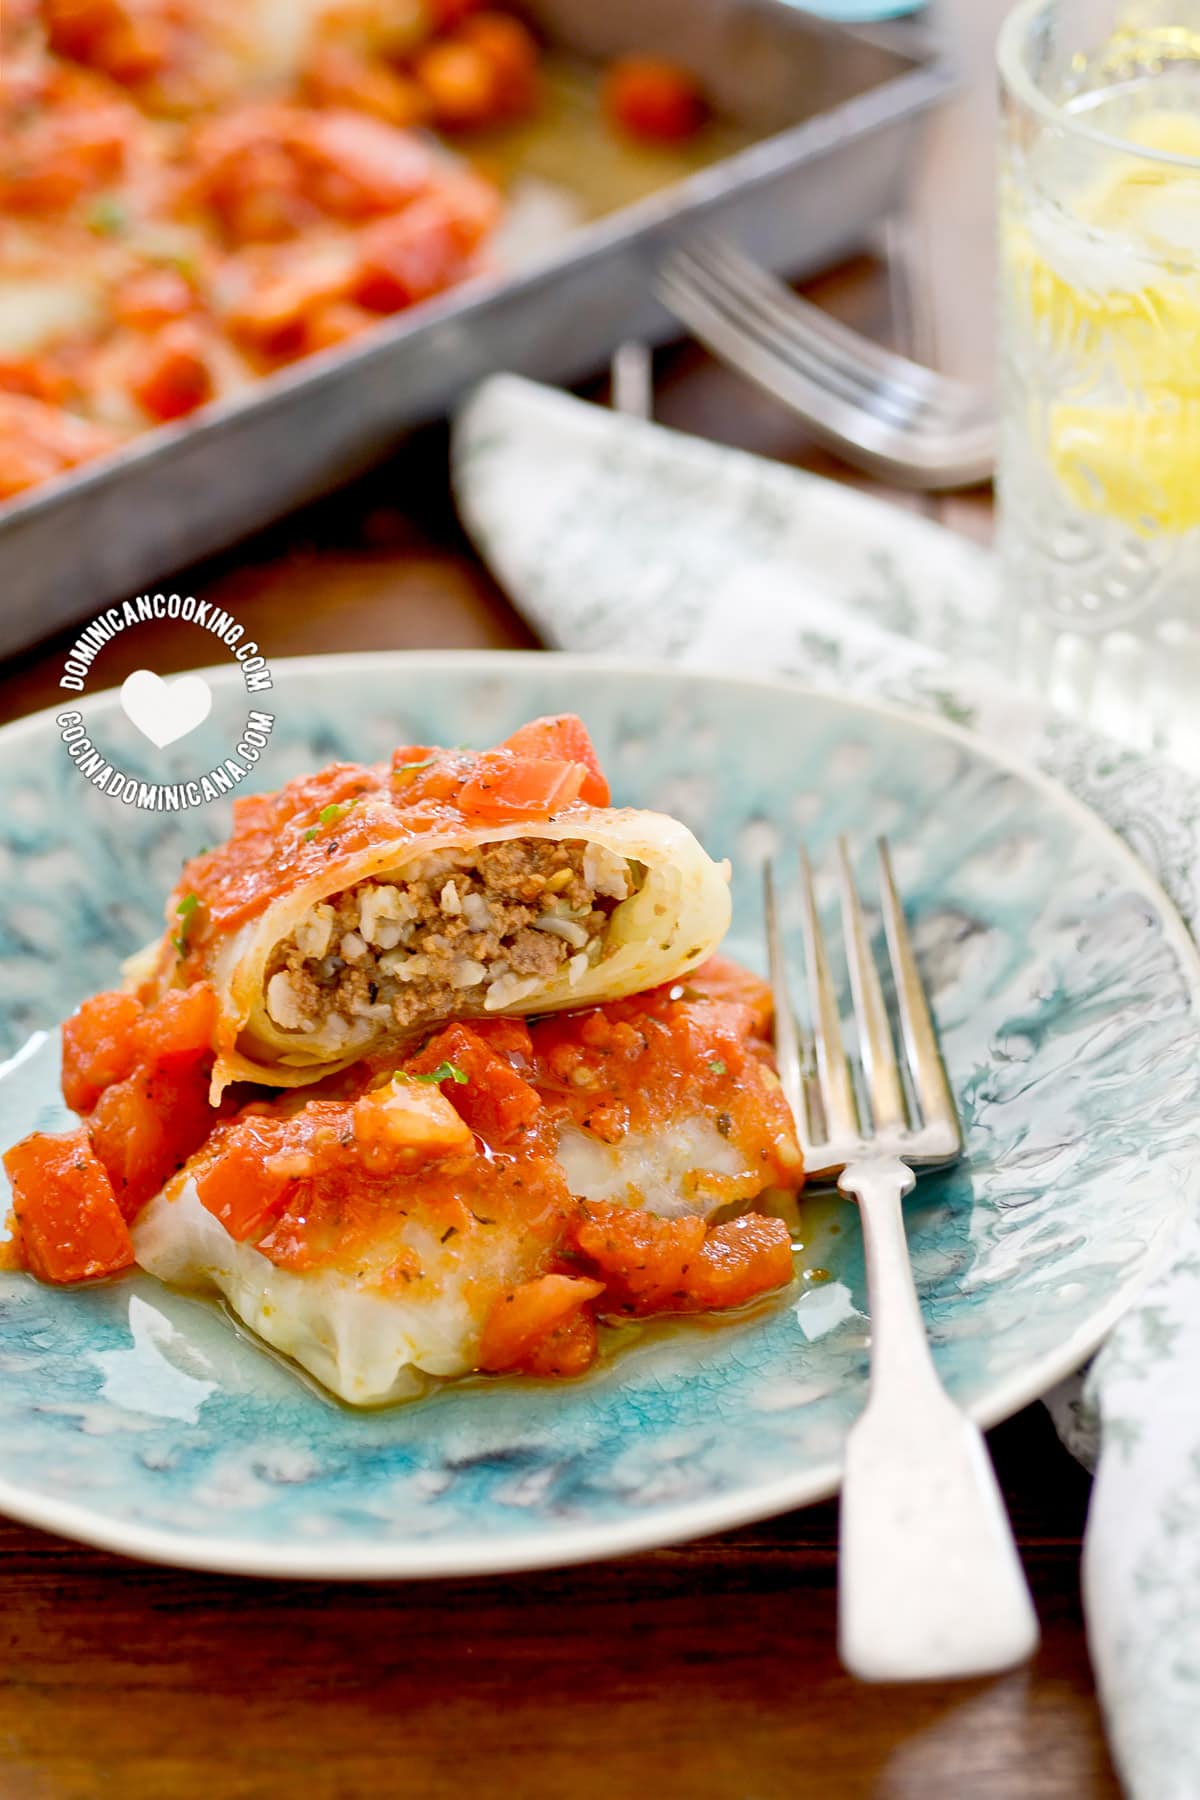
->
xmin=133 ymin=715 xmax=732 ymax=1093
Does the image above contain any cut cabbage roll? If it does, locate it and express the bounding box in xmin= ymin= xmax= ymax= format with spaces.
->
xmin=135 ymin=716 xmax=732 ymax=1094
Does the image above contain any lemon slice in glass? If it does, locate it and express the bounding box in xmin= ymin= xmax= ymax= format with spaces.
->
xmin=1006 ymin=109 xmax=1200 ymax=532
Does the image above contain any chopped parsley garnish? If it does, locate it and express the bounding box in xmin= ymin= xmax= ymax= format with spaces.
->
xmin=304 ymin=827 xmax=318 ymax=841
xmin=172 ymin=891 xmax=200 ymax=956
xmin=413 ymin=1060 xmax=469 ymax=1086
xmin=708 ymin=1058 xmax=727 ymax=1076
xmin=86 ymin=194 xmax=129 ymax=236
xmin=311 ymin=798 xmax=360 ymax=831
xmin=395 ymin=756 xmax=437 ymax=775
xmin=151 ymin=246 xmax=199 ymax=279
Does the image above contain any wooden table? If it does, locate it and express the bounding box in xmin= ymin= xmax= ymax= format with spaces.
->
xmin=0 ymin=3 xmax=1122 ymax=1794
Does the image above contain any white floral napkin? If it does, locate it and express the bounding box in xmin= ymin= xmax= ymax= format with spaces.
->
xmin=452 ymin=373 xmax=1200 ymax=1799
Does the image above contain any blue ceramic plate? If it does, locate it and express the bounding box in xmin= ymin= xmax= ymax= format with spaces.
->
xmin=0 ymin=652 xmax=1196 ymax=1577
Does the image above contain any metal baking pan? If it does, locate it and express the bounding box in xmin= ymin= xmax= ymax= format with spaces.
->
xmin=0 ymin=2 xmax=950 ymax=655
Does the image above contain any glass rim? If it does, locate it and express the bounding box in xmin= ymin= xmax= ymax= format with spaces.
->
xmin=997 ymin=0 xmax=1200 ymax=169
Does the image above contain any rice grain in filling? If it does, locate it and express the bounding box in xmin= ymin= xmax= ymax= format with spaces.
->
xmin=264 ymin=839 xmax=636 ymax=1043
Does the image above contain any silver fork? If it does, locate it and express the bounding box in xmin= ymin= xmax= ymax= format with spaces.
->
xmin=765 ymin=840 xmax=1038 ymax=1682
xmin=656 ymin=236 xmax=994 ymax=491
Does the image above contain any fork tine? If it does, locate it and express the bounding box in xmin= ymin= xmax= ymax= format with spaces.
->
xmin=836 ymin=839 xmax=907 ymax=1133
xmin=877 ymin=839 xmax=961 ymax=1145
xmin=691 ymin=236 xmax=954 ymax=419
xmin=656 ymin=243 xmax=996 ymax=490
xmin=657 ymin=253 xmax=955 ymax=465
xmin=663 ymin=241 xmax=961 ymax=435
xmin=799 ymin=846 xmax=859 ymax=1144
xmin=657 ymin=250 xmax=884 ymax=422
xmin=668 ymin=242 xmax=880 ymax=404
xmin=763 ymin=860 xmax=806 ymax=1132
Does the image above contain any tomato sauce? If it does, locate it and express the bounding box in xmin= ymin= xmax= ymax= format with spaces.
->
xmin=4 ymin=956 xmax=802 ymax=1376
xmin=527 ymin=957 xmax=803 ymax=1194
xmin=0 ymin=716 xmax=800 ymax=1385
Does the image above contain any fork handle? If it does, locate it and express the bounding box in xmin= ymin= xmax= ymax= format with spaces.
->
xmin=837 ymin=1156 xmax=1039 ymax=1683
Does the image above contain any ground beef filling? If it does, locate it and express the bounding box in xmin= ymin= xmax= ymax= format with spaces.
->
xmin=263 ymin=839 xmax=636 ymax=1046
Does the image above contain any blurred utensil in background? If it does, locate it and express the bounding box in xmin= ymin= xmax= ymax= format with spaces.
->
xmin=610 ymin=341 xmax=655 ymax=420
xmin=656 ymin=235 xmax=993 ymax=489
xmin=778 ymin=1 xmax=925 ymax=17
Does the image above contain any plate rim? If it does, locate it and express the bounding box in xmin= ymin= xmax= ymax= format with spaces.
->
xmin=1 ymin=647 xmax=1196 ymax=1578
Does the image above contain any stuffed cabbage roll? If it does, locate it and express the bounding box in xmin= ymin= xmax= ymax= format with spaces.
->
xmin=133 ymin=715 xmax=732 ymax=1093
xmin=128 ymin=960 xmax=802 ymax=1404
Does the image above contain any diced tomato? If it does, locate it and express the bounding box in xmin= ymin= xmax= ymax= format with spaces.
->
xmin=222 ymin=251 xmax=353 ymax=361
xmin=187 ymin=104 xmax=440 ymax=239
xmin=63 ymin=982 xmax=214 ymax=1121
xmin=0 ymin=357 xmax=74 ymax=406
xmin=113 ymin=268 xmax=195 ymax=330
xmin=351 ymin=196 xmax=466 ymax=312
xmin=194 ymin=1119 xmax=297 ymax=1240
xmin=478 ymin=1271 xmax=604 ymax=1373
xmin=0 ymin=394 xmax=119 ymax=500
xmin=522 ymin=1305 xmax=597 ymax=1378
xmin=186 ymin=116 xmax=313 ymax=244
xmin=128 ymin=320 xmax=214 ymax=423
xmin=425 ymin=0 xmax=487 ymax=26
xmin=87 ymin=1059 xmax=214 ymax=1220
xmin=465 ymin=1017 xmax=533 ymax=1066
xmin=292 ymin=109 xmax=437 ymax=218
xmin=414 ymin=14 xmax=536 ymax=130
xmin=4 ymin=1128 xmax=134 ymax=1284
xmin=407 ymin=1022 xmax=541 ymax=1144
xmin=184 ymin=105 xmax=337 ymax=242
xmin=43 ymin=0 xmax=169 ymax=83
xmin=456 ymin=752 xmax=587 ymax=822
xmin=0 ymin=438 xmax=61 ymax=500
xmin=303 ymin=43 xmax=430 ymax=129
xmin=391 ymin=744 xmax=437 ymax=770
xmin=412 ymin=40 xmax=498 ymax=130
xmin=687 ymin=1213 xmax=796 ymax=1308
xmin=602 ymin=57 xmax=707 ymax=142
xmin=351 ymin=1079 xmax=474 ymax=1171
xmin=457 ymin=14 xmax=538 ymax=113
xmin=42 ymin=0 xmax=121 ymax=65
xmin=305 ymin=299 xmax=374 ymax=351
xmin=0 ymin=84 xmax=134 ymax=213
xmin=439 ymin=169 xmax=502 ymax=255
xmin=571 ymin=1201 xmax=793 ymax=1314
xmin=134 ymin=981 xmax=216 ymax=1066
xmin=572 ymin=1205 xmax=705 ymax=1312
xmin=61 ymin=989 xmax=143 ymax=1115
xmin=501 ymin=714 xmax=610 ymax=806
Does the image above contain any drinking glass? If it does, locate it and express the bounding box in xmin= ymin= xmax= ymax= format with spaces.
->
xmin=997 ymin=0 xmax=1200 ymax=767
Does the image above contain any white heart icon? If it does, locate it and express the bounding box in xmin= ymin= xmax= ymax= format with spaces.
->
xmin=120 ymin=669 xmax=213 ymax=750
